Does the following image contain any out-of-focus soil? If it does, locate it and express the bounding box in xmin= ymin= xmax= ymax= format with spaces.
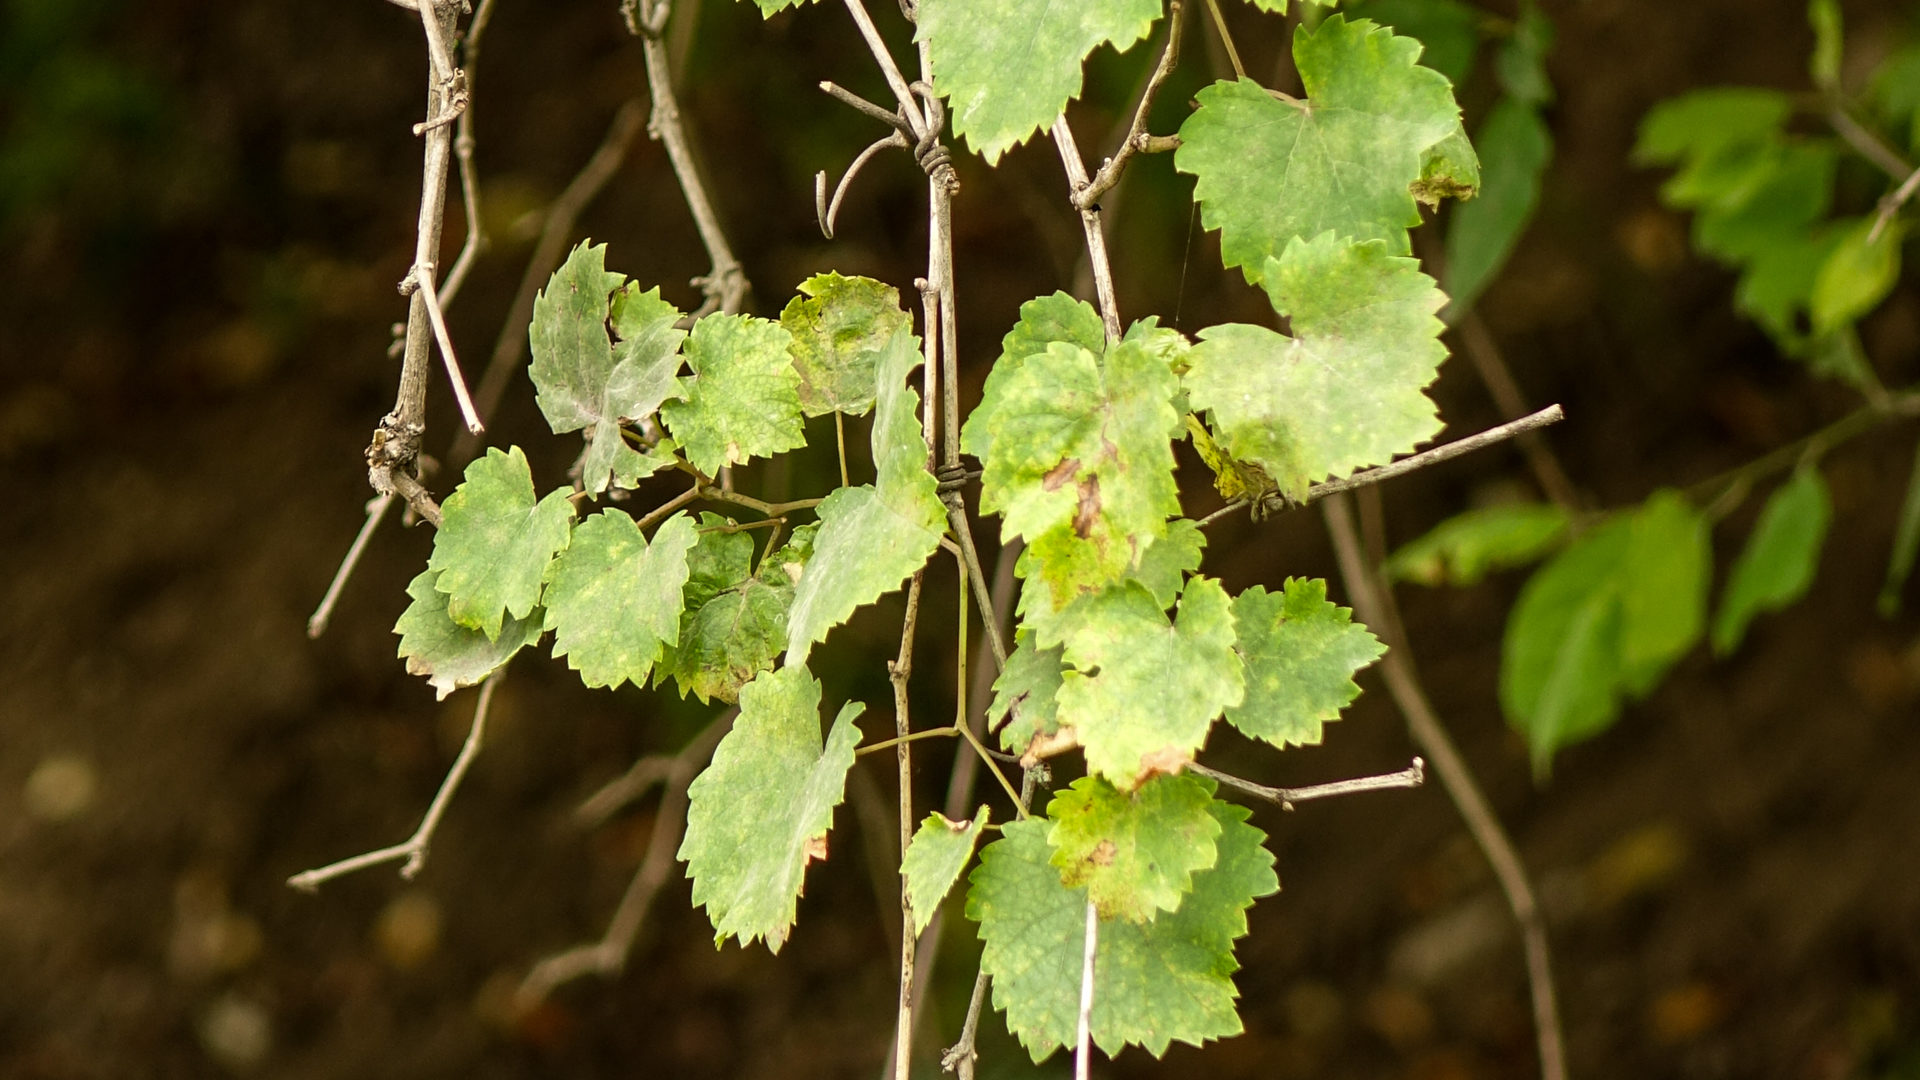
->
xmin=4 ymin=0 xmax=1920 ymax=1077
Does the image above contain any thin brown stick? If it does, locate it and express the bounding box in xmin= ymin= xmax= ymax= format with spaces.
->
xmin=890 ymin=572 xmax=926 ymax=1080
xmin=1829 ymin=104 xmax=1913 ymax=182
xmin=840 ymin=0 xmax=928 ymax=136
xmin=1189 ymin=758 xmax=1425 ymax=810
xmin=1871 ymin=164 xmax=1920 ymax=244
xmin=515 ymin=710 xmax=734 ymax=1006
xmin=1078 ymin=0 xmax=1185 ymax=209
xmin=1455 ymin=315 xmax=1579 ymax=509
xmin=288 ymin=673 xmax=502 ymax=891
xmin=1322 ymin=493 xmax=1567 ymax=1080
xmin=638 ymin=9 xmax=748 ymax=317
xmin=1202 ymin=0 xmax=1247 ymax=80
xmin=435 ymin=0 xmax=495 ymax=309
xmin=409 ymin=267 xmax=484 ymax=434
xmin=818 ymin=131 xmax=911 ymax=238
xmin=1051 ymin=116 xmax=1123 ymax=343
xmin=308 ymin=494 xmax=395 ymax=638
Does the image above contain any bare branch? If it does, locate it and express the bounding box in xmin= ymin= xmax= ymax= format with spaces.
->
xmin=839 ymin=0 xmax=928 ymax=136
xmin=436 ymin=0 xmax=496 ymax=309
xmin=1454 ymin=315 xmax=1580 ymax=509
xmin=1322 ymin=493 xmax=1567 ymax=1080
xmin=1075 ymin=899 xmax=1098 ymax=1080
xmin=1189 ymin=758 xmax=1425 ymax=811
xmin=1829 ymin=104 xmax=1913 ymax=182
xmin=407 ymin=265 xmax=485 ymax=434
xmin=820 ymin=80 xmax=914 ymax=132
xmin=288 ymin=673 xmax=502 ymax=891
xmin=1077 ymin=0 xmax=1185 ymax=209
xmin=889 ymin=572 xmax=926 ymax=1080
xmin=1202 ymin=0 xmax=1246 ymax=80
xmin=308 ymin=494 xmax=396 ymax=639
xmin=1050 ymin=116 xmax=1123 ymax=342
xmin=639 ymin=20 xmax=748 ymax=316
xmin=1871 ymin=163 xmax=1920 ymax=244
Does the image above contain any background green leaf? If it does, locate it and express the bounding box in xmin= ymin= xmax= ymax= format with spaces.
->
xmin=1713 ymin=468 xmax=1831 ymax=655
xmin=1385 ymin=502 xmax=1570 ymax=586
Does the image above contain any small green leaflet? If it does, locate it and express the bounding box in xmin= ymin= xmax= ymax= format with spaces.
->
xmin=679 ymin=665 xmax=864 ymax=952
xmin=1227 ymin=578 xmax=1384 ymax=749
xmin=785 ymin=328 xmax=945 ymax=663
xmin=1177 ymin=15 xmax=1465 ymax=281
xmin=1493 ymin=0 xmax=1553 ymax=105
xmin=1186 ymin=233 xmax=1448 ymax=501
xmin=737 ymin=0 xmax=818 ymax=13
xmin=1053 ymin=578 xmax=1244 ymax=788
xmin=528 ymin=243 xmax=687 ymax=495
xmin=1713 ymin=468 xmax=1830 ymax=655
xmin=990 ymin=630 xmax=1066 ymax=754
xmin=916 ymin=0 xmax=1161 ymax=163
xmin=541 ymin=510 xmax=697 ymax=690
xmin=426 ymin=446 xmax=576 ymax=640
xmin=1443 ymin=98 xmax=1552 ymax=322
xmin=1385 ymin=502 xmax=1570 ymax=586
xmin=967 ymin=805 xmax=1277 ymax=1060
xmin=1046 ymin=774 xmax=1221 ymax=923
xmin=903 ymin=806 xmax=990 ymax=938
xmin=660 ymin=313 xmax=805 ymax=476
xmin=1501 ymin=490 xmax=1709 ymax=775
xmin=1634 ymin=88 xmax=1792 ymax=167
xmin=1808 ymin=0 xmax=1842 ymax=93
xmin=1811 ymin=218 xmax=1903 ymax=336
xmin=780 ymin=273 xmax=911 ymax=417
xmin=963 ymin=334 xmax=1182 ymax=606
xmin=657 ymin=517 xmax=811 ymax=703
xmin=394 ymin=570 xmax=541 ymax=700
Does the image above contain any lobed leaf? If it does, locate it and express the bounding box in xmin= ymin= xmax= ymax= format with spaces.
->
xmin=903 ymin=806 xmax=990 ymax=938
xmin=658 ymin=517 xmax=812 ymax=704
xmin=394 ymin=570 xmax=541 ymax=700
xmin=661 ymin=313 xmax=805 ymax=476
xmin=541 ymin=510 xmax=698 ymax=690
xmin=679 ymin=665 xmax=864 ymax=952
xmin=990 ymin=630 xmax=1066 ymax=755
xmin=1713 ymin=468 xmax=1830 ymax=654
xmin=1045 ymin=774 xmax=1222 ymax=922
xmin=1227 ymin=578 xmax=1384 ymax=749
xmin=426 ymin=446 xmax=576 ymax=640
xmin=780 ymin=272 xmax=912 ymax=417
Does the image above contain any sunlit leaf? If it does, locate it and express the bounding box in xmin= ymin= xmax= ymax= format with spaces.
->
xmin=1227 ymin=578 xmax=1384 ymax=749
xmin=426 ymin=446 xmax=576 ymax=640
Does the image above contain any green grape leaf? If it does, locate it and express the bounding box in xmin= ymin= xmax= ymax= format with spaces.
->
xmin=661 ymin=313 xmax=805 ymax=476
xmin=1187 ymin=415 xmax=1277 ymax=503
xmin=1046 ymin=774 xmax=1222 ymax=922
xmin=963 ymin=335 xmax=1182 ymax=606
xmin=1385 ymin=502 xmax=1570 ymax=586
xmin=1227 ymin=578 xmax=1384 ymax=748
xmin=541 ymin=510 xmax=697 ymax=690
xmin=1247 ymin=0 xmax=1340 ymax=14
xmin=739 ymin=0 xmax=818 ymax=13
xmin=991 ymin=630 xmax=1067 ymax=754
xmin=1501 ymin=490 xmax=1709 ymax=775
xmin=1713 ymin=468 xmax=1830 ymax=655
xmin=528 ymin=244 xmax=689 ymax=495
xmin=1186 ymin=233 xmax=1448 ymax=501
xmin=1054 ymin=578 xmax=1244 ymax=788
xmin=394 ymin=570 xmax=541 ymax=700
xmin=1414 ymin=124 xmax=1482 ymax=206
xmin=968 ymin=804 xmax=1277 ymax=1060
xmin=1443 ymin=98 xmax=1552 ymax=321
xmin=785 ymin=328 xmax=944 ymax=663
xmin=1129 ymin=518 xmax=1206 ymax=609
xmin=780 ymin=273 xmax=912 ymax=417
xmin=1871 ymin=44 xmax=1920 ymax=154
xmin=903 ymin=806 xmax=990 ymax=938
xmin=1811 ymin=218 xmax=1903 ymax=335
xmin=658 ymin=518 xmax=811 ymax=704
xmin=679 ymin=666 xmax=864 ymax=952
xmin=967 ymin=293 xmax=1109 ymax=470
xmin=1177 ymin=16 xmax=1463 ymax=279
xmin=426 ymin=446 xmax=576 ymax=639
xmin=917 ymin=0 xmax=1162 ymax=163
xmin=1347 ymin=0 xmax=1480 ymax=87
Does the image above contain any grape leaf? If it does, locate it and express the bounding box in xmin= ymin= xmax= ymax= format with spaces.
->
xmin=785 ymin=327 xmax=944 ymax=662
xmin=541 ymin=510 xmax=698 ymax=690
xmin=1385 ymin=502 xmax=1570 ymax=586
xmin=679 ymin=665 xmax=864 ymax=952
xmin=963 ymin=335 xmax=1182 ymax=606
xmin=1187 ymin=415 xmax=1277 ymax=503
xmin=1347 ymin=0 xmax=1480 ymax=87
xmin=738 ymin=0 xmax=818 ymax=13
xmin=1227 ymin=578 xmax=1384 ymax=749
xmin=658 ymin=517 xmax=811 ymax=704
xmin=1186 ymin=233 xmax=1448 ymax=501
xmin=1414 ymin=123 xmax=1482 ymax=206
xmin=661 ymin=313 xmax=805 ymax=476
xmin=1713 ymin=468 xmax=1830 ymax=655
xmin=394 ymin=570 xmax=541 ymax=700
xmin=1053 ymin=577 xmax=1244 ymax=788
xmin=527 ymin=244 xmax=688 ymax=495
xmin=780 ymin=272 xmax=912 ymax=417
xmin=1177 ymin=16 xmax=1463 ymax=281
xmin=1014 ymin=517 xmax=1204 ymax=649
xmin=426 ymin=446 xmax=576 ymax=640
xmin=966 ymin=292 xmax=1109 ymax=470
xmin=967 ymin=803 xmax=1277 ymax=1060
xmin=1501 ymin=490 xmax=1709 ymax=775
xmin=1046 ymin=774 xmax=1222 ymax=922
xmin=1443 ymin=97 xmax=1552 ymax=321
xmin=991 ymin=630 xmax=1066 ymax=754
xmin=903 ymin=806 xmax=990 ymax=938
xmin=916 ymin=0 xmax=1162 ymax=164
xmin=1247 ymin=0 xmax=1339 ymax=14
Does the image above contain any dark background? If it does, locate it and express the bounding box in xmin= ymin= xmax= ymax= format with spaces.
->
xmin=4 ymin=0 xmax=1920 ymax=1076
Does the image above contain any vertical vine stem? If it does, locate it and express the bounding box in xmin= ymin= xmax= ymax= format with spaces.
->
xmin=1075 ymin=899 xmax=1098 ymax=1080
xmin=890 ymin=571 xmax=927 ymax=1080
xmin=1050 ymin=115 xmax=1124 ymax=342
xmin=1321 ymin=492 xmax=1569 ymax=1080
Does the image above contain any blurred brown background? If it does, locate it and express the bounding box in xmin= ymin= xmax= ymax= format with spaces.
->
xmin=4 ymin=0 xmax=1920 ymax=1076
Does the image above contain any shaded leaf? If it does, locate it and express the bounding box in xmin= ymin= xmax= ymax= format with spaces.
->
xmin=1811 ymin=217 xmax=1903 ymax=335
xmin=1046 ymin=774 xmax=1222 ymax=922
xmin=1713 ymin=468 xmax=1830 ymax=654
xmin=394 ymin=570 xmax=541 ymax=700
xmin=1881 ymin=439 xmax=1920 ymax=615
xmin=659 ymin=517 xmax=811 ymax=704
xmin=780 ymin=272 xmax=911 ymax=417
xmin=1227 ymin=578 xmax=1384 ymax=748
xmin=426 ymin=446 xmax=576 ymax=639
xmin=661 ymin=313 xmax=805 ymax=476
xmin=542 ymin=510 xmax=698 ymax=690
xmin=1385 ymin=502 xmax=1570 ymax=586
xmin=991 ymin=630 xmax=1067 ymax=754
xmin=1443 ymin=98 xmax=1552 ymax=321
xmin=903 ymin=806 xmax=990 ymax=938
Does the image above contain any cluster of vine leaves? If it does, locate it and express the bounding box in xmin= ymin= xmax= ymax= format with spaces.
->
xmin=386 ymin=0 xmax=1561 ymax=1063
xmin=1387 ymin=0 xmax=1920 ymax=778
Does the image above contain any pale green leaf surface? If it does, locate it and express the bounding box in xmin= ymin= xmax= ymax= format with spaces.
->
xmin=1186 ymin=234 xmax=1448 ymax=500
xmin=1385 ymin=502 xmax=1570 ymax=586
xmin=1713 ymin=468 xmax=1830 ymax=654
xmin=1128 ymin=518 xmax=1206 ymax=608
xmin=968 ymin=803 xmax=1276 ymax=1060
xmin=917 ymin=0 xmax=1162 ymax=163
xmin=1414 ymin=124 xmax=1481 ymax=206
xmin=427 ymin=447 xmax=576 ymax=639
xmin=991 ymin=630 xmax=1066 ymax=754
xmin=964 ymin=293 xmax=1107 ymax=469
xmin=1443 ymin=98 xmax=1552 ymax=321
xmin=1227 ymin=578 xmax=1384 ymax=748
xmin=661 ymin=313 xmax=804 ymax=476
xmin=1618 ymin=490 xmax=1711 ymax=694
xmin=1812 ymin=218 xmax=1903 ymax=335
xmin=1347 ymin=0 xmax=1480 ymax=86
xmin=394 ymin=571 xmax=541 ymax=700
xmin=541 ymin=510 xmax=697 ymax=690
xmin=1177 ymin=16 xmax=1462 ymax=277
xmin=785 ymin=329 xmax=943 ymax=663
xmin=1054 ymin=578 xmax=1243 ymax=788
xmin=1046 ymin=774 xmax=1221 ymax=922
xmin=780 ymin=273 xmax=911 ymax=417
xmin=658 ymin=518 xmax=811 ymax=704
xmin=903 ymin=806 xmax=990 ymax=938
xmin=679 ymin=666 xmax=864 ymax=952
